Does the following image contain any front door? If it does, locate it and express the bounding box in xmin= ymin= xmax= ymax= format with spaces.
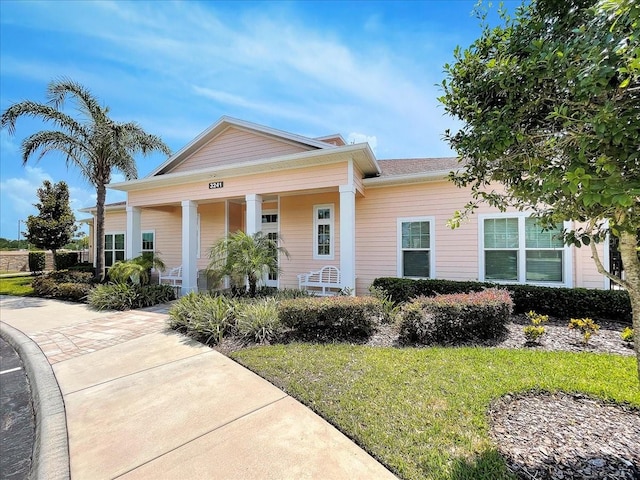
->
xmin=262 ymin=211 xmax=278 ymax=288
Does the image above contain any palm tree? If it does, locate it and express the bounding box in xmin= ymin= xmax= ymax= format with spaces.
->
xmin=207 ymin=231 xmax=290 ymax=296
xmin=1 ymin=78 xmax=171 ymax=280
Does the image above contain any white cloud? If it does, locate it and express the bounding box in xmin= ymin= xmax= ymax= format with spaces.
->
xmin=347 ymin=133 xmax=378 ymax=153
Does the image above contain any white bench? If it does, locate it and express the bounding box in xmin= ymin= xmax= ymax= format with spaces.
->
xmin=159 ymin=265 xmax=182 ymax=286
xmin=298 ymin=266 xmax=342 ymax=296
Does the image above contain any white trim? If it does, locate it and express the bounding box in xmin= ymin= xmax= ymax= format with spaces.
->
xmin=313 ymin=204 xmax=335 ymax=260
xmin=108 ymin=143 xmax=379 ymax=192
xmin=261 ymin=207 xmax=279 ymax=288
xmin=104 ymin=231 xmax=126 ymax=268
xmin=397 ymin=216 xmax=436 ymax=279
xmin=141 ymin=230 xmax=155 ymax=253
xmin=478 ymin=212 xmax=572 ymax=287
xmin=363 ymin=168 xmax=464 ymax=188
xmin=149 ymin=116 xmax=337 ymax=177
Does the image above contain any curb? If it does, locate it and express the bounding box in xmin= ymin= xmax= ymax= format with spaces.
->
xmin=0 ymin=322 xmax=70 ymax=480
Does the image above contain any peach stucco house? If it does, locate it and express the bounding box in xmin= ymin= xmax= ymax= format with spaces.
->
xmin=81 ymin=116 xmax=610 ymax=296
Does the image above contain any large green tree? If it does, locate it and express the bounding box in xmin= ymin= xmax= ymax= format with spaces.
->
xmin=26 ymin=180 xmax=77 ymax=269
xmin=440 ymin=0 xmax=640 ymax=377
xmin=1 ymin=78 xmax=171 ymax=280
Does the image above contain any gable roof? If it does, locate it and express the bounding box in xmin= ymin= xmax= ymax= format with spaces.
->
xmin=150 ymin=116 xmax=339 ymax=176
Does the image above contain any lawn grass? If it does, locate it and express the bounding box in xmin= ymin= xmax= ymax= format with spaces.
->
xmin=232 ymin=344 xmax=639 ymax=480
xmin=0 ymin=275 xmax=33 ymax=296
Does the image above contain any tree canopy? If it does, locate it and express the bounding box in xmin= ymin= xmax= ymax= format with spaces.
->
xmin=1 ymin=78 xmax=171 ymax=279
xmin=439 ymin=0 xmax=640 ymax=379
xmin=25 ymin=180 xmax=77 ymax=268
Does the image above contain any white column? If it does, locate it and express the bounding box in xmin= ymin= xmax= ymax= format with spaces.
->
xmin=126 ymin=206 xmax=141 ymax=259
xmin=181 ymin=200 xmax=198 ymax=296
xmin=245 ymin=194 xmax=263 ymax=236
xmin=339 ymin=185 xmax=356 ymax=295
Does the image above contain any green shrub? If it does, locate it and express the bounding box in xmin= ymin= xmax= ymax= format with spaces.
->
xmin=568 ymin=317 xmax=600 ymax=345
xmin=235 ymin=298 xmax=282 ymax=343
xmin=168 ymin=292 xmax=234 ymax=344
xmin=371 ymin=277 xmax=632 ymax=323
xmin=31 ymin=270 xmax=95 ymax=302
xmin=88 ymin=283 xmax=175 ymax=311
xmin=28 ymin=252 xmax=46 ymax=273
xmin=621 ymin=327 xmax=634 ymax=344
xmin=278 ymin=296 xmax=383 ymax=339
xmin=523 ymin=311 xmax=549 ymax=344
xmin=398 ymin=288 xmax=513 ymax=344
xmin=54 ymin=252 xmax=79 ymax=270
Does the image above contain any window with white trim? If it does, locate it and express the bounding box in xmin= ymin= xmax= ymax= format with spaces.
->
xmin=142 ymin=231 xmax=154 ymax=253
xmin=481 ymin=214 xmax=569 ymax=285
xmin=105 ymin=233 xmax=125 ymax=268
xmin=397 ymin=217 xmax=435 ymax=278
xmin=313 ymin=204 xmax=334 ymax=259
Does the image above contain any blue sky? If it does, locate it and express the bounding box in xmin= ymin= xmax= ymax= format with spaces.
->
xmin=0 ymin=0 xmax=517 ymax=239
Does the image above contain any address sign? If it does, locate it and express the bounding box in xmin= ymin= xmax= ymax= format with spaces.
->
xmin=209 ymin=181 xmax=224 ymax=189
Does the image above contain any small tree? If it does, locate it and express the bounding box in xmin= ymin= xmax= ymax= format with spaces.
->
xmin=439 ymin=0 xmax=640 ymax=379
xmin=25 ymin=180 xmax=77 ymax=270
xmin=207 ymin=231 xmax=290 ymax=296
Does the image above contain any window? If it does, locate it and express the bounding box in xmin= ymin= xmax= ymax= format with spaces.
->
xmin=480 ymin=214 xmax=570 ymax=285
xmin=142 ymin=232 xmax=154 ymax=253
xmin=104 ymin=233 xmax=125 ymax=268
xmin=397 ymin=217 xmax=435 ymax=278
xmin=313 ymin=205 xmax=334 ymax=259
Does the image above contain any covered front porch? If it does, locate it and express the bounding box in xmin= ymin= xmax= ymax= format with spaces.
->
xmin=123 ymin=186 xmax=358 ymax=296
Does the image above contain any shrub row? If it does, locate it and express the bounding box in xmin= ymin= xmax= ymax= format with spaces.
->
xmin=398 ymin=289 xmax=513 ymax=344
xmin=169 ymin=293 xmax=281 ymax=344
xmin=169 ymin=293 xmax=385 ymax=345
xmin=32 ymin=270 xmax=95 ymax=302
xmin=372 ymin=277 xmax=632 ymax=323
xmin=278 ymin=296 xmax=383 ymax=339
xmin=87 ymin=283 xmax=176 ymax=311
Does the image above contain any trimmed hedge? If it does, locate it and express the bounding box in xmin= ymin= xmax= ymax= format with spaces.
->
xmin=278 ymin=296 xmax=383 ymax=339
xmin=28 ymin=252 xmax=46 ymax=273
xmin=398 ymin=289 xmax=513 ymax=344
xmin=54 ymin=252 xmax=79 ymax=270
xmin=372 ymin=277 xmax=632 ymax=323
xmin=32 ymin=270 xmax=95 ymax=302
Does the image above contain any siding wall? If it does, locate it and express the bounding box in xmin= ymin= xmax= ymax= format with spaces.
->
xmin=355 ymin=180 xmax=608 ymax=292
xmin=279 ymin=192 xmax=340 ymax=289
xmin=171 ymin=127 xmax=312 ymax=173
xmin=104 ymin=176 xmax=610 ymax=292
xmin=128 ymin=162 xmax=348 ymax=207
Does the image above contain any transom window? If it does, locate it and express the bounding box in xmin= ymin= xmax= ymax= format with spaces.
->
xmin=313 ymin=205 xmax=334 ymax=259
xmin=397 ymin=217 xmax=435 ymax=278
xmin=481 ymin=214 xmax=570 ymax=285
xmin=104 ymin=233 xmax=125 ymax=268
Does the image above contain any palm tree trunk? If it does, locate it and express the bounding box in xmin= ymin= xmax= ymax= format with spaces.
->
xmin=95 ymin=183 xmax=106 ymax=281
xmin=618 ymin=230 xmax=640 ymax=382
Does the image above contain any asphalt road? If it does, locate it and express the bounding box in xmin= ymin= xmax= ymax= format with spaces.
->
xmin=0 ymin=336 xmax=35 ymax=480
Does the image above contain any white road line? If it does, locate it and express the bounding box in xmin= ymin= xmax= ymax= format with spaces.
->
xmin=0 ymin=367 xmax=22 ymax=375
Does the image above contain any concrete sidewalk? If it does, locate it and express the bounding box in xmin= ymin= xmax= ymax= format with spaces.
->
xmin=0 ymin=296 xmax=396 ymax=479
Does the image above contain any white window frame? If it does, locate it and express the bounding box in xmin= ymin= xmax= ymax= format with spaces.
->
xmin=397 ymin=216 xmax=436 ymax=279
xmin=104 ymin=231 xmax=126 ymax=268
xmin=313 ymin=204 xmax=334 ymax=260
xmin=478 ymin=212 xmax=573 ymax=287
xmin=141 ymin=230 xmax=155 ymax=254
